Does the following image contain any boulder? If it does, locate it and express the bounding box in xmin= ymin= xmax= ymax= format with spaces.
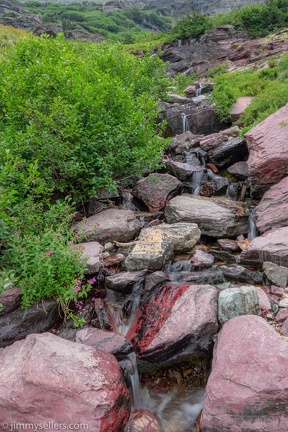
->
xmin=255 ymin=176 xmax=288 ymax=233
xmin=126 ymin=283 xmax=218 ymax=365
xmin=165 ymin=195 xmax=248 ymax=238
xmin=208 ymin=137 xmax=248 ymax=169
xmin=76 ymin=327 xmax=132 ymax=357
xmin=200 ymin=315 xmax=288 ymax=432
xmin=190 ymin=250 xmax=214 ymax=269
xmin=0 ymin=299 xmax=61 ymax=348
xmin=166 ymin=160 xmax=201 ymax=181
xmin=245 ymin=103 xmax=288 ymax=198
xmin=218 ymin=285 xmax=260 ymax=325
xmin=0 ymin=333 xmax=130 ymax=430
xmin=220 ymin=265 xmax=263 ymax=285
xmin=170 ymin=268 xmax=226 ymax=286
xmin=131 ymin=173 xmax=181 ymax=212
xmin=144 ymin=271 xmax=169 ymax=292
xmin=125 ymin=229 xmax=174 ymax=271
xmin=142 ymin=222 xmax=201 ymax=253
xmin=76 ymin=241 xmax=103 ymax=275
xmin=76 ymin=209 xmax=141 ymax=244
xmin=229 ymin=96 xmax=254 ymax=121
xmin=263 ymin=261 xmax=288 ymax=287
xmin=105 ymin=271 xmax=147 ymax=293
xmin=168 ymin=131 xmax=201 ymax=155
xmin=227 ymin=161 xmax=249 ymax=180
xmin=240 ymin=227 xmax=288 ymax=267
xmin=0 ymin=287 xmax=21 ymax=316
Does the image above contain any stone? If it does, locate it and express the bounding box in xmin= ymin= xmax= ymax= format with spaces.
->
xmin=173 ymin=269 xmax=226 ymax=286
xmin=220 ymin=265 xmax=264 ymax=285
xmin=0 ymin=299 xmax=61 ymax=348
xmin=245 ymin=103 xmax=288 ymax=198
xmin=218 ymin=285 xmax=260 ymax=325
xmin=0 ymin=287 xmax=21 ymax=316
xmin=131 ymin=173 xmax=181 ymax=212
xmin=76 ymin=327 xmax=132 ymax=357
xmin=229 ymin=96 xmax=254 ymax=121
xmin=125 ymin=229 xmax=174 ymax=271
xmin=75 ymin=241 xmax=103 ymax=275
xmin=94 ymin=298 xmax=116 ymax=332
xmin=263 ymin=261 xmax=288 ymax=287
xmin=166 ymin=160 xmax=201 ymax=181
xmin=280 ymin=318 xmax=288 ymax=337
xmin=144 ymin=272 xmax=169 ymax=292
xmin=256 ymin=287 xmax=271 ymax=315
xmin=0 ymin=333 xmax=130 ymax=429
xmin=142 ymin=222 xmax=201 ymax=253
xmin=217 ymin=238 xmax=241 ymax=252
xmin=190 ymin=250 xmax=214 ymax=269
xmin=200 ymin=315 xmax=288 ymax=432
xmin=184 ymin=85 xmax=196 ymax=97
xmin=275 ymin=308 xmax=288 ymax=324
xmin=255 ymin=176 xmax=288 ymax=233
xmin=127 ymin=283 xmax=218 ymax=365
xmin=208 ymin=137 xmax=248 ymax=169
xmin=76 ymin=209 xmax=141 ymax=244
xmin=125 ymin=410 xmax=162 ymax=432
xmin=165 ymin=195 xmax=248 ymax=238
xmin=240 ymin=227 xmax=288 ymax=267
xmin=104 ymin=253 xmax=126 ymax=268
xmin=105 ymin=271 xmax=146 ymax=293
xmin=199 ymin=132 xmax=227 ymax=151
xmin=279 ymin=297 xmax=288 ymax=308
xmin=168 ymin=131 xmax=201 ymax=154
xmin=227 ymin=161 xmax=249 ymax=180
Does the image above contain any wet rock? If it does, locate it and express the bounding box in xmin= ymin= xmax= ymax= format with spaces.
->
xmin=127 ymin=283 xmax=218 ymax=365
xmin=76 ymin=327 xmax=132 ymax=357
xmin=210 ymin=249 xmax=237 ymax=263
xmin=184 ymin=85 xmax=196 ymax=97
xmin=200 ymin=315 xmax=288 ymax=432
xmin=245 ymin=103 xmax=288 ymax=198
xmin=227 ymin=161 xmax=249 ymax=180
xmin=0 ymin=299 xmax=61 ymax=348
xmin=165 ymin=195 xmax=248 ymax=238
xmin=217 ymin=238 xmax=241 ymax=252
xmin=229 ymin=96 xmax=254 ymax=121
xmin=263 ymin=261 xmax=288 ymax=287
xmin=0 ymin=287 xmax=21 ymax=316
xmin=172 ymin=268 xmax=226 ymax=285
xmin=106 ymin=271 xmax=146 ymax=293
xmin=144 ymin=272 xmax=169 ymax=292
xmin=131 ymin=173 xmax=181 ymax=212
xmin=190 ymin=250 xmax=214 ymax=269
xmin=218 ymin=285 xmax=260 ymax=325
xmin=199 ymin=133 xmax=227 ymax=151
xmin=76 ymin=209 xmax=141 ymax=244
xmin=75 ymin=241 xmax=103 ymax=275
xmin=199 ymin=173 xmax=229 ymax=197
xmin=125 ymin=409 xmax=162 ymax=432
xmin=255 ymin=176 xmax=288 ymax=233
xmin=208 ymin=137 xmax=248 ymax=169
xmin=125 ymin=229 xmax=174 ymax=271
xmin=94 ymin=298 xmax=116 ymax=332
xmin=168 ymin=131 xmax=201 ymax=154
xmin=142 ymin=222 xmax=201 ymax=253
xmin=0 ymin=333 xmax=130 ymax=429
xmin=240 ymin=227 xmax=288 ymax=267
xmin=220 ymin=265 xmax=263 ymax=285
xmin=166 ymin=160 xmax=201 ymax=181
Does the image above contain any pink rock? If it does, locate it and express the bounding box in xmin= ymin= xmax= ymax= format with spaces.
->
xmin=245 ymin=103 xmax=288 ymax=198
xmin=229 ymin=96 xmax=254 ymax=121
xmin=125 ymin=409 xmax=162 ymax=432
xmin=190 ymin=249 xmax=214 ymax=269
xmin=104 ymin=253 xmax=125 ymax=268
xmin=275 ymin=308 xmax=288 ymax=323
xmin=280 ymin=318 xmax=288 ymax=337
xmin=200 ymin=315 xmax=288 ymax=431
xmin=270 ymin=285 xmax=285 ymax=297
xmin=255 ymin=176 xmax=288 ymax=233
xmin=76 ymin=328 xmax=132 ymax=357
xmin=256 ymin=287 xmax=271 ymax=314
xmin=0 ymin=333 xmax=130 ymax=430
xmin=127 ymin=283 xmax=218 ymax=364
xmin=0 ymin=287 xmax=21 ymax=316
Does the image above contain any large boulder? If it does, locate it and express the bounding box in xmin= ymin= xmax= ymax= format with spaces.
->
xmin=200 ymin=315 xmax=288 ymax=432
xmin=245 ymin=103 xmax=288 ymax=198
xmin=126 ymin=283 xmax=218 ymax=365
xmin=76 ymin=209 xmax=141 ymax=244
xmin=165 ymin=195 xmax=248 ymax=238
xmin=255 ymin=176 xmax=288 ymax=234
xmin=131 ymin=173 xmax=181 ymax=212
xmin=0 ymin=333 xmax=130 ymax=430
xmin=240 ymin=227 xmax=288 ymax=267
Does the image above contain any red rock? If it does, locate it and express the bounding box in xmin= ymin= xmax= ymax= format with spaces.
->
xmin=227 ymin=161 xmax=249 ymax=180
xmin=270 ymin=285 xmax=285 ymax=297
xmin=125 ymin=410 xmax=162 ymax=432
xmin=0 ymin=333 xmax=130 ymax=430
xmin=275 ymin=308 xmax=288 ymax=324
xmin=104 ymin=253 xmax=125 ymax=268
xmin=76 ymin=328 xmax=132 ymax=357
xmin=255 ymin=176 xmax=288 ymax=233
xmin=245 ymin=103 xmax=288 ymax=198
xmin=0 ymin=287 xmax=21 ymax=316
xmin=126 ymin=283 xmax=218 ymax=364
xmin=200 ymin=315 xmax=288 ymax=432
xmin=256 ymin=287 xmax=271 ymax=314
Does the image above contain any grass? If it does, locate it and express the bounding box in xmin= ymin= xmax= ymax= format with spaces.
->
xmin=0 ymin=24 xmax=29 ymax=50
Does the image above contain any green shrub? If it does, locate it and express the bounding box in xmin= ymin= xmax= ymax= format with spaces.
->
xmin=170 ymin=12 xmax=212 ymax=40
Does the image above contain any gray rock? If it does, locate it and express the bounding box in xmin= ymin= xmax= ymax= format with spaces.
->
xmin=76 ymin=241 xmax=103 ymax=275
xmin=144 ymin=272 xmax=169 ymax=292
xmin=166 ymin=160 xmax=201 ymax=181
xmin=0 ymin=287 xmax=21 ymax=317
xmin=105 ymin=271 xmax=146 ymax=293
xmin=220 ymin=265 xmax=263 ymax=285
xmin=165 ymin=195 xmax=248 ymax=238
xmin=227 ymin=161 xmax=249 ymax=180
xmin=218 ymin=285 xmax=260 ymax=325
xmin=263 ymin=261 xmax=288 ymax=287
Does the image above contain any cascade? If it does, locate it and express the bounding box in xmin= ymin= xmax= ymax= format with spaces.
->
xmin=127 ymin=352 xmax=141 ymax=411
xmin=248 ymin=211 xmax=258 ymax=240
xmin=196 ymin=84 xmax=204 ymax=97
xmin=189 ymin=170 xmax=206 ymax=194
xmin=180 ymin=112 xmax=190 ymax=133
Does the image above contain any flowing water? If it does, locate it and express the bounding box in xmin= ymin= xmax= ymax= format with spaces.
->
xmin=248 ymin=211 xmax=258 ymax=240
xmin=189 ymin=170 xmax=206 ymax=194
xmin=180 ymin=113 xmax=190 ymax=133
xmin=196 ymin=84 xmax=204 ymax=97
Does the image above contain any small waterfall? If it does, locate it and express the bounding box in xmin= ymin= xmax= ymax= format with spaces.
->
xmin=248 ymin=211 xmax=258 ymax=240
xmin=189 ymin=170 xmax=206 ymax=194
xmin=127 ymin=352 xmax=141 ymax=411
xmin=180 ymin=113 xmax=190 ymax=133
xmin=196 ymin=84 xmax=204 ymax=97
xmin=178 ymin=39 xmax=182 ymax=47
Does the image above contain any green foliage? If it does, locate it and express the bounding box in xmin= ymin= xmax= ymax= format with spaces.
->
xmin=170 ymin=12 xmax=212 ymax=40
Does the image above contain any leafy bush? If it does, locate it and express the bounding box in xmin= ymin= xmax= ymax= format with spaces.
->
xmin=170 ymin=12 xmax=212 ymax=40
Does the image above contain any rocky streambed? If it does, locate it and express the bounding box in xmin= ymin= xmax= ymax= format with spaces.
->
xmin=0 ymin=102 xmax=288 ymax=431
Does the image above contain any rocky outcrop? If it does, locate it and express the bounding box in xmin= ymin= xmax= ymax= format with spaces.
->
xmin=245 ymin=104 xmax=288 ymax=198
xmin=255 ymin=176 xmax=288 ymax=233
xmin=165 ymin=195 xmax=248 ymax=238
xmin=131 ymin=173 xmax=181 ymax=212
xmin=200 ymin=315 xmax=288 ymax=432
xmin=76 ymin=209 xmax=142 ymax=244
xmin=218 ymin=285 xmax=260 ymax=325
xmin=127 ymin=283 xmax=218 ymax=365
xmin=240 ymin=227 xmax=288 ymax=267
xmin=0 ymin=333 xmax=130 ymax=429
